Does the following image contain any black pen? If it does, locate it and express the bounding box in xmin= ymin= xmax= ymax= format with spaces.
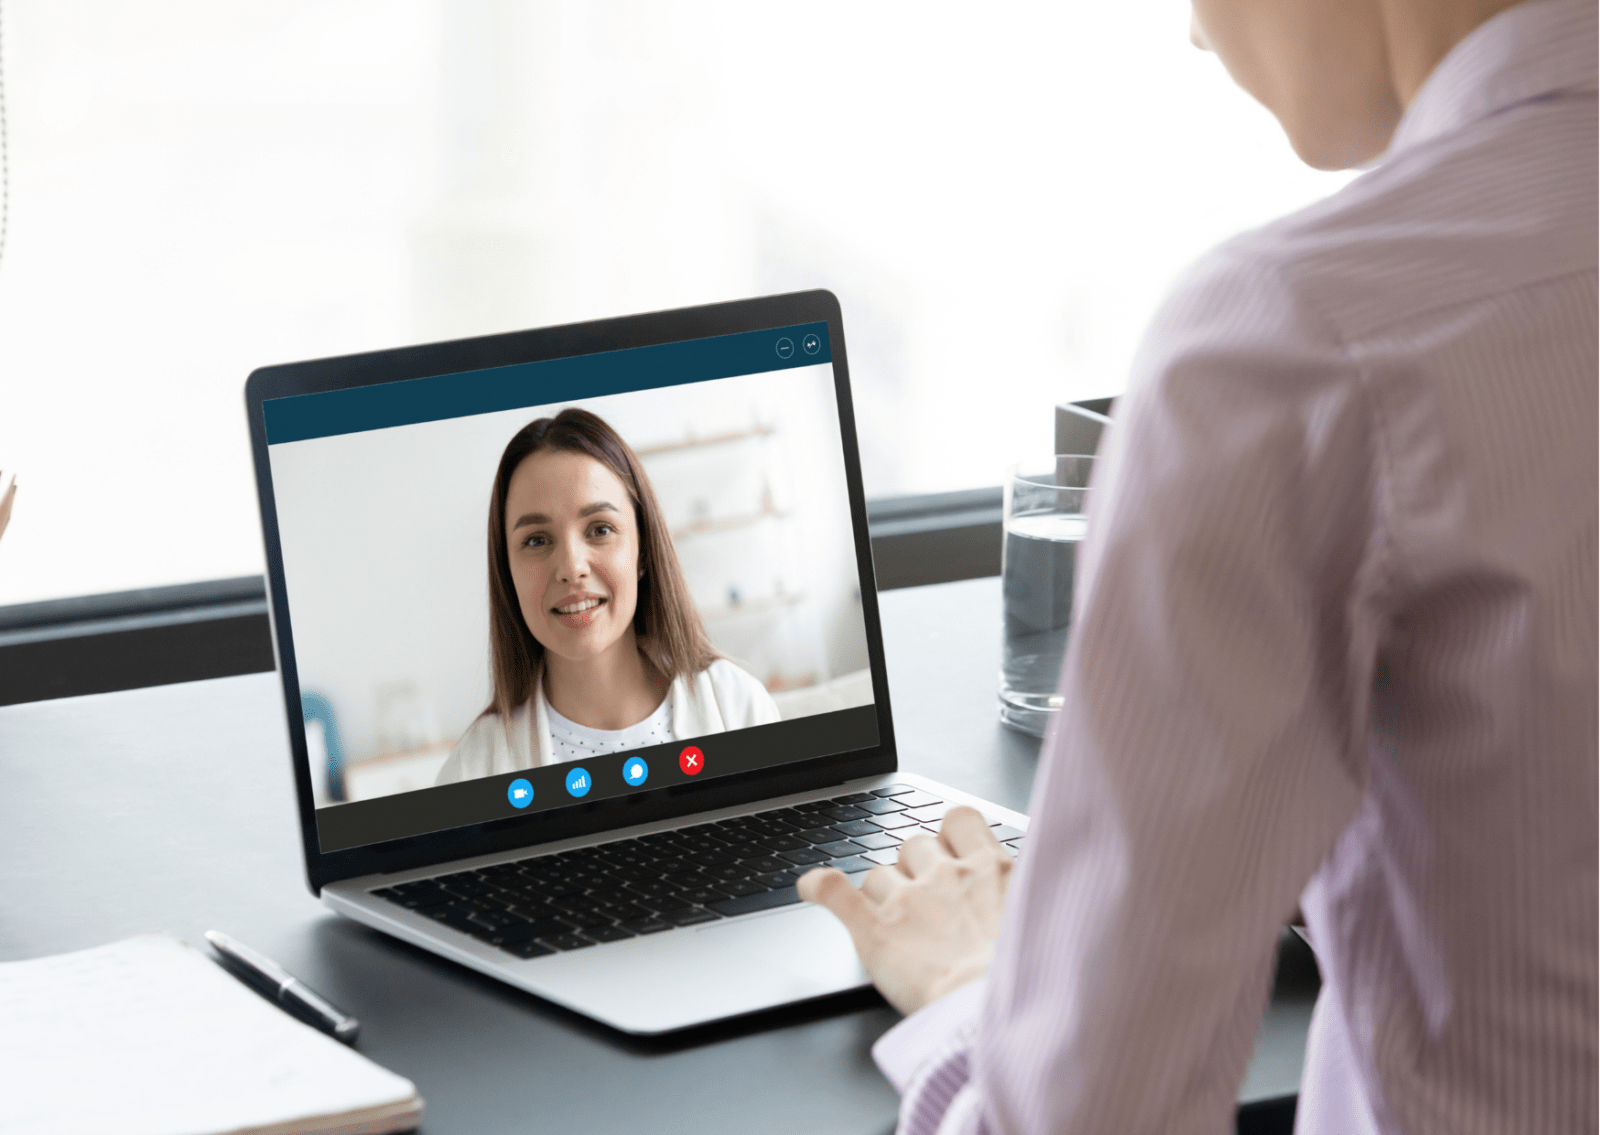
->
xmin=206 ymin=930 xmax=361 ymax=1044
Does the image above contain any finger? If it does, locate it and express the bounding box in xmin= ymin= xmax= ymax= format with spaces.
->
xmin=859 ymin=863 xmax=903 ymax=903
xmin=895 ymin=832 xmax=949 ymax=878
xmin=940 ymin=806 xmax=1002 ymax=858
xmin=798 ymin=867 xmax=876 ymax=938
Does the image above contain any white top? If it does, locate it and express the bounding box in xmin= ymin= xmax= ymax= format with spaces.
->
xmin=434 ymin=658 xmax=782 ymax=782
xmin=874 ymin=3 xmax=1598 ymax=1133
xmin=545 ymin=695 xmax=673 ymax=762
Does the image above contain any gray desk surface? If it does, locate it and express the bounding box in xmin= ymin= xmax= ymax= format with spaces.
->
xmin=0 ymin=576 xmax=1310 ymax=1134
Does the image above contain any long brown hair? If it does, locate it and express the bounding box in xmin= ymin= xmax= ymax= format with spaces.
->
xmin=484 ymin=407 xmax=717 ymax=722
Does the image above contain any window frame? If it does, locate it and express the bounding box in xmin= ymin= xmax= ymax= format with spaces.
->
xmin=0 ymin=398 xmax=1113 ymax=705
xmin=0 ymin=491 xmax=995 ymax=705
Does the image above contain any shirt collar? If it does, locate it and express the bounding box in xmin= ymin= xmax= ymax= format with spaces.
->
xmin=1389 ymin=0 xmax=1598 ymax=155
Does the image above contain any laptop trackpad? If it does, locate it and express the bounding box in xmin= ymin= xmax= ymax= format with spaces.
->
xmin=694 ymin=903 xmax=870 ymax=991
xmin=531 ymin=896 xmax=870 ymax=1030
xmin=528 ymin=903 xmax=870 ymax=1033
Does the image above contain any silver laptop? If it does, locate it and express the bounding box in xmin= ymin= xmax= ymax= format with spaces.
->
xmin=245 ymin=291 xmax=1027 ymax=1034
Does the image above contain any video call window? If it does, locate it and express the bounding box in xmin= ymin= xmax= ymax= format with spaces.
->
xmin=265 ymin=332 xmax=874 ymax=849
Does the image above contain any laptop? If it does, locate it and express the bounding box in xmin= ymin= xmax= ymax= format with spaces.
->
xmin=245 ymin=290 xmax=1028 ymax=1034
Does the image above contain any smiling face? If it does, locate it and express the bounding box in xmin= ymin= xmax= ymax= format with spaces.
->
xmin=503 ymin=449 xmax=643 ymax=667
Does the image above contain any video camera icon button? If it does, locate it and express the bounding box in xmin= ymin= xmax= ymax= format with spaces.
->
xmin=679 ymin=746 xmax=704 ymax=776
xmin=623 ymin=757 xmax=649 ymax=787
xmin=565 ymin=767 xmax=593 ymax=798
xmin=507 ymin=778 xmax=534 ymax=808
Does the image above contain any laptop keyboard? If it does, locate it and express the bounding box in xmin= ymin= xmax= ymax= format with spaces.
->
xmin=371 ymin=783 xmax=1025 ymax=960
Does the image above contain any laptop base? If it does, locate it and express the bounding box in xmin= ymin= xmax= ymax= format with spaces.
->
xmin=326 ymin=772 xmax=1026 ymax=1034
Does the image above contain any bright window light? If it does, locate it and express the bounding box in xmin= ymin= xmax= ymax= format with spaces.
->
xmin=0 ymin=1 xmax=1353 ymax=605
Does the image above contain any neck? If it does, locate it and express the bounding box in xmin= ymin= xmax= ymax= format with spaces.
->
xmin=542 ymin=631 xmax=668 ymax=730
xmin=1380 ymin=0 xmax=1526 ymax=106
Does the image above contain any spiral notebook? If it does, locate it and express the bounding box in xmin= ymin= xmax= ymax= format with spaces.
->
xmin=0 ymin=934 xmax=421 ymax=1135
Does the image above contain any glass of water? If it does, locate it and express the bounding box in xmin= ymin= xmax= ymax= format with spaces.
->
xmin=999 ymin=455 xmax=1093 ymax=736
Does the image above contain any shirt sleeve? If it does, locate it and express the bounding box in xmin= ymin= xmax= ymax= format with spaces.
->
xmin=889 ymin=246 xmax=1392 ymax=1134
xmin=873 ymin=977 xmax=988 ymax=1092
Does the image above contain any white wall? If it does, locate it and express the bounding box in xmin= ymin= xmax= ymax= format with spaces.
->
xmin=269 ymin=363 xmax=867 ymax=800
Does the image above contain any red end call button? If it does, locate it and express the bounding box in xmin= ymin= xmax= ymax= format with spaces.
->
xmin=679 ymin=746 xmax=704 ymax=776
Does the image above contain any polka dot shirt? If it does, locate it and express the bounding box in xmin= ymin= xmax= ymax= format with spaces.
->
xmin=546 ymin=695 xmax=674 ymax=763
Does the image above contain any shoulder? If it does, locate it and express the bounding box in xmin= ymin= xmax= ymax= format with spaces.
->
xmin=700 ymin=660 xmax=782 ymax=727
xmin=1127 ymin=101 xmax=1597 ymax=468
xmin=1191 ymin=99 xmax=1595 ymax=348
xmin=1123 ymin=234 xmax=1354 ymax=463
xmin=1090 ymin=208 xmax=1385 ymax=609
xmin=704 ymin=658 xmax=771 ymax=699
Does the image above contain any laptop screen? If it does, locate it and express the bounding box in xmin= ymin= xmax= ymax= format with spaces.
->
xmin=262 ymin=321 xmax=878 ymax=853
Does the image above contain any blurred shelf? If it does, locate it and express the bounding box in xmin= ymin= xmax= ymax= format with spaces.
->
xmin=635 ymin=424 xmax=774 ymax=457
xmin=346 ymin=739 xmax=455 ymax=772
xmin=765 ymin=671 xmax=818 ymax=693
xmin=671 ymin=506 xmax=788 ymax=542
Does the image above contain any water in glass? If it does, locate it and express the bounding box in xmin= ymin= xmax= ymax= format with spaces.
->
xmin=999 ymin=455 xmax=1093 ymax=736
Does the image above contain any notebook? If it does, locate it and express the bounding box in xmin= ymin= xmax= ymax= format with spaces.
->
xmin=0 ymin=935 xmax=421 ymax=1135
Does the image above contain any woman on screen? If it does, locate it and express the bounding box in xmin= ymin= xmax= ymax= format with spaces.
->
xmin=436 ymin=408 xmax=781 ymax=783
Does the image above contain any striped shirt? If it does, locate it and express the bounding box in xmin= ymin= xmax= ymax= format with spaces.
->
xmin=872 ymin=2 xmax=1598 ymax=1131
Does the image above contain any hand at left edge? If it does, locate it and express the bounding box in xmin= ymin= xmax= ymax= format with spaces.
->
xmin=798 ymin=805 xmax=1014 ymax=1016
xmin=0 ymin=472 xmax=15 ymax=544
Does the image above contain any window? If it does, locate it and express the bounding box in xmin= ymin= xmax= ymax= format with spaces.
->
xmin=0 ymin=1 xmax=1353 ymax=606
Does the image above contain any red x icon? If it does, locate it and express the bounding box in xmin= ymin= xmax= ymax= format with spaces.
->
xmin=679 ymin=746 xmax=704 ymax=776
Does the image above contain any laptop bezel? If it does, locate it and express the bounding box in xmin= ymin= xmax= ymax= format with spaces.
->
xmin=244 ymin=290 xmax=898 ymax=893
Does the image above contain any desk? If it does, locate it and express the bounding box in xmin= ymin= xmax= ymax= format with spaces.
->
xmin=0 ymin=576 xmax=1311 ymax=1134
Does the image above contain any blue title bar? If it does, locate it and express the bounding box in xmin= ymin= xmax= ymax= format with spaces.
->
xmin=263 ymin=322 xmax=832 ymax=445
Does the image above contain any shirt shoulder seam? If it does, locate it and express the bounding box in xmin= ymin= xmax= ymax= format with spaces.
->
xmin=1207 ymin=248 xmax=1405 ymax=629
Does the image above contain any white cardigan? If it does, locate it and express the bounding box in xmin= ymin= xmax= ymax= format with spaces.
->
xmin=434 ymin=659 xmax=781 ymax=784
